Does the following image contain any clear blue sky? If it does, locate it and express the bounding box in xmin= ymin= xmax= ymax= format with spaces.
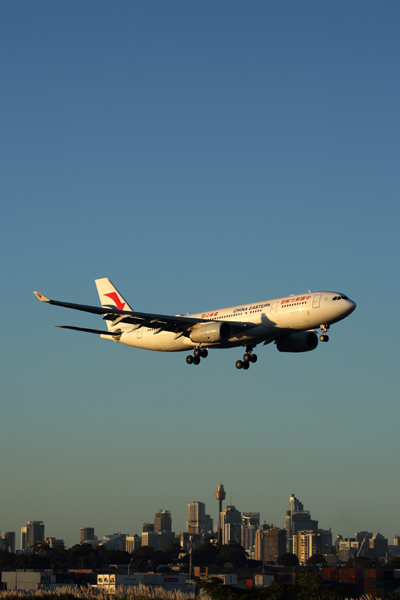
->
xmin=1 ymin=1 xmax=399 ymax=548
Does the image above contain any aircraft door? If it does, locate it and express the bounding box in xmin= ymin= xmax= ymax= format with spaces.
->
xmin=270 ymin=301 xmax=278 ymax=315
xmin=313 ymin=294 xmax=321 ymax=309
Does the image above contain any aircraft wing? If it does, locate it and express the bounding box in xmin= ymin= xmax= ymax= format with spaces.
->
xmin=33 ymin=291 xmax=256 ymax=337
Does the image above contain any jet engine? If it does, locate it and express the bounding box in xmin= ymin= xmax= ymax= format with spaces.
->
xmin=276 ymin=331 xmax=318 ymax=353
xmin=190 ymin=322 xmax=232 ymax=344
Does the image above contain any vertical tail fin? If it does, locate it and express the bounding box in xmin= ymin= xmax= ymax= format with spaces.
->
xmin=95 ymin=278 xmax=133 ymax=332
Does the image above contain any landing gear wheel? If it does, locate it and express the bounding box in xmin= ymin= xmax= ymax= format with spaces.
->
xmin=186 ymin=355 xmax=193 ymax=364
xmin=194 ymin=348 xmax=201 ymax=358
xmin=250 ymin=354 xmax=258 ymax=363
xmin=236 ymin=360 xmax=243 ymax=370
xmin=243 ymin=352 xmax=251 ymax=363
xmin=320 ymin=334 xmax=329 ymax=342
xmin=193 ymin=356 xmax=200 ymax=365
xmin=200 ymin=349 xmax=208 ymax=358
xmin=242 ymin=361 xmax=250 ymax=370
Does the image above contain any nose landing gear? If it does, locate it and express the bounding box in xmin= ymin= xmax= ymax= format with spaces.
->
xmin=186 ymin=347 xmax=208 ymax=365
xmin=320 ymin=324 xmax=330 ymax=342
xmin=236 ymin=347 xmax=258 ymax=370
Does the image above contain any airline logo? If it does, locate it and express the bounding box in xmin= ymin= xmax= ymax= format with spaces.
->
xmin=104 ymin=292 xmax=125 ymax=311
xmin=281 ymin=295 xmax=311 ymax=304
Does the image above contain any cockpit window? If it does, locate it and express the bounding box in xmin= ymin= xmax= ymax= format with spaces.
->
xmin=333 ymin=294 xmax=349 ymax=301
xmin=332 ymin=296 xmax=339 ymax=300
xmin=341 ymin=294 xmax=349 ymax=300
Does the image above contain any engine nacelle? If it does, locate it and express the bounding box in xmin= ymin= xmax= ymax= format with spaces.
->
xmin=190 ymin=322 xmax=232 ymax=344
xmin=276 ymin=331 xmax=318 ymax=353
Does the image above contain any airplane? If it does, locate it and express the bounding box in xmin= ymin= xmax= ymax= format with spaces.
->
xmin=33 ymin=278 xmax=356 ymax=370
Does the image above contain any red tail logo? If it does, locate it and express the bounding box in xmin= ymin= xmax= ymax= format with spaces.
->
xmin=104 ymin=292 xmax=125 ymax=311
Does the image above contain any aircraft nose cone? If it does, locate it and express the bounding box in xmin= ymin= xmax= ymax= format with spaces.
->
xmin=346 ymin=299 xmax=356 ymax=315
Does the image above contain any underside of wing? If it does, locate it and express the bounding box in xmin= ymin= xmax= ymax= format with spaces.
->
xmin=56 ymin=325 xmax=123 ymax=338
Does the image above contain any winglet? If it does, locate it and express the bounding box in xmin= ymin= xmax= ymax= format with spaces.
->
xmin=33 ymin=291 xmax=50 ymax=302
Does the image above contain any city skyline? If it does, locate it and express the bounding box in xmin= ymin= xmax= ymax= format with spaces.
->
xmin=1 ymin=1 xmax=399 ymax=550
xmin=3 ymin=491 xmax=399 ymax=550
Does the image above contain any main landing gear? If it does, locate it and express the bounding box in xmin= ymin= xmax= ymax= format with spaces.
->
xmin=186 ymin=347 xmax=208 ymax=365
xmin=236 ymin=347 xmax=258 ymax=370
xmin=320 ymin=323 xmax=330 ymax=342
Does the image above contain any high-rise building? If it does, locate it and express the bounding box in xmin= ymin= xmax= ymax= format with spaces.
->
xmin=180 ymin=532 xmax=204 ymax=551
xmin=294 ymin=530 xmax=323 ymax=563
xmin=255 ymin=524 xmax=271 ymax=561
xmin=143 ymin=523 xmax=155 ymax=533
xmin=187 ymin=502 xmax=214 ymax=535
xmin=187 ymin=502 xmax=206 ymax=534
xmin=158 ymin=531 xmax=176 ymax=552
xmin=45 ymin=537 xmax=64 ymax=549
xmin=26 ymin=521 xmax=45 ymax=550
xmin=369 ymin=532 xmax=388 ymax=558
xmin=220 ymin=505 xmax=241 ymax=545
xmin=80 ymin=527 xmax=95 ymax=543
xmin=338 ymin=538 xmax=360 ymax=561
xmin=20 ymin=527 xmax=27 ymax=551
xmin=126 ymin=535 xmax=141 ymax=553
xmin=241 ymin=513 xmax=260 ymax=557
xmin=284 ymin=494 xmax=318 ymax=553
xmin=2 ymin=532 xmax=15 ymax=553
xmin=154 ymin=510 xmax=172 ymax=533
xmin=263 ymin=527 xmax=286 ymax=561
xmin=142 ymin=531 xmax=159 ymax=550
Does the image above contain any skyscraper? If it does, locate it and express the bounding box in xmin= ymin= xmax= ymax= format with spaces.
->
xmin=264 ymin=527 xmax=287 ymax=561
xmin=26 ymin=521 xmax=45 ymax=549
xmin=220 ymin=505 xmax=241 ymax=545
xmin=241 ymin=513 xmax=260 ymax=557
xmin=187 ymin=501 xmax=213 ymax=534
xmin=187 ymin=502 xmax=206 ymax=534
xmin=20 ymin=527 xmax=27 ymax=551
xmin=2 ymin=532 xmax=15 ymax=553
xmin=154 ymin=510 xmax=172 ymax=533
xmin=255 ymin=524 xmax=271 ymax=561
xmin=80 ymin=527 xmax=95 ymax=543
xmin=284 ymin=494 xmax=318 ymax=553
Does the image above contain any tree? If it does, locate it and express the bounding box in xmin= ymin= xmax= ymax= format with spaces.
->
xmin=193 ymin=541 xmax=220 ymax=566
xmin=386 ymin=556 xmax=400 ymax=569
xmin=164 ymin=542 xmax=182 ymax=563
xmin=345 ymin=555 xmax=383 ymax=569
xmin=276 ymin=553 xmax=299 ymax=566
xmin=306 ymin=554 xmax=327 ymax=566
xmin=196 ymin=577 xmax=255 ymax=600
xmin=216 ymin=543 xmax=248 ymax=568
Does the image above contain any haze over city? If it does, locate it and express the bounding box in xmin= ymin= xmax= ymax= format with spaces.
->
xmin=1 ymin=1 xmax=399 ymax=548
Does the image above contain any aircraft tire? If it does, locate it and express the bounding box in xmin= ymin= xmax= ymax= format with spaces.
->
xmin=243 ymin=352 xmax=250 ymax=362
xmin=193 ymin=356 xmax=200 ymax=365
xmin=200 ymin=349 xmax=208 ymax=358
xmin=242 ymin=362 xmax=250 ymax=370
xmin=236 ymin=360 xmax=243 ymax=369
xmin=194 ymin=348 xmax=201 ymax=358
xmin=250 ymin=354 xmax=258 ymax=363
xmin=186 ymin=355 xmax=193 ymax=364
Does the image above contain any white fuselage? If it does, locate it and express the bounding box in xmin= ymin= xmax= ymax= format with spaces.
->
xmin=101 ymin=291 xmax=356 ymax=352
